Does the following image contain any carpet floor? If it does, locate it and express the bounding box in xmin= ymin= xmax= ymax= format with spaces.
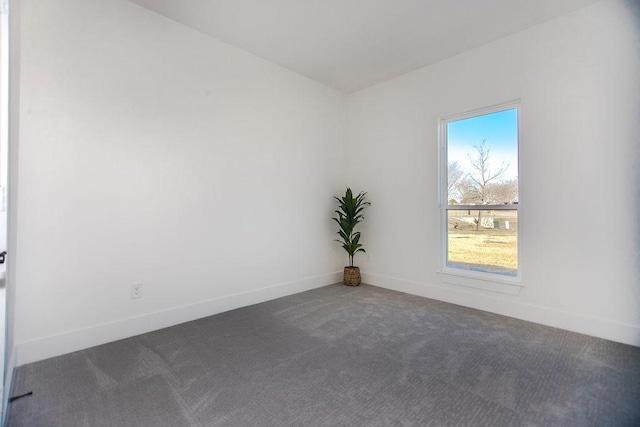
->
xmin=6 ymin=284 xmax=640 ymax=426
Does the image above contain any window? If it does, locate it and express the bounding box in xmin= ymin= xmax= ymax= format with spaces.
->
xmin=439 ymin=102 xmax=520 ymax=293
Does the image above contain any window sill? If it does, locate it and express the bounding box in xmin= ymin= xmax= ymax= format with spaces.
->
xmin=437 ymin=270 xmax=523 ymax=295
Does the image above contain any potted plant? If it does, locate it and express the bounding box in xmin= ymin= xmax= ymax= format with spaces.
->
xmin=333 ymin=188 xmax=371 ymax=286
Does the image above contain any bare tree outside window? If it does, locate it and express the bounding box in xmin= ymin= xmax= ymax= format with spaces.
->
xmin=442 ymin=105 xmax=519 ymax=277
xmin=447 ymin=161 xmax=465 ymax=202
xmin=487 ymin=179 xmax=519 ymax=204
xmin=465 ymin=140 xmax=508 ymax=229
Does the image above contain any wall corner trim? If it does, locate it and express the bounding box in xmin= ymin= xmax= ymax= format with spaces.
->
xmin=15 ymin=271 xmax=342 ymax=366
xmin=362 ymin=272 xmax=640 ymax=347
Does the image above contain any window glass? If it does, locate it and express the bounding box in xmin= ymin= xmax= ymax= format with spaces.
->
xmin=442 ymin=106 xmax=519 ymax=278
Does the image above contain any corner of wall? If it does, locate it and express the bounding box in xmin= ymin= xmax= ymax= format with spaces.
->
xmin=362 ymin=272 xmax=640 ymax=347
xmin=15 ymin=271 xmax=342 ymax=366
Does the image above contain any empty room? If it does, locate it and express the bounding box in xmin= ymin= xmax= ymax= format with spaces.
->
xmin=0 ymin=0 xmax=639 ymax=425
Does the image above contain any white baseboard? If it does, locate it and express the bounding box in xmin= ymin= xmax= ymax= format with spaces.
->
xmin=16 ymin=272 xmax=342 ymax=366
xmin=362 ymin=272 xmax=640 ymax=347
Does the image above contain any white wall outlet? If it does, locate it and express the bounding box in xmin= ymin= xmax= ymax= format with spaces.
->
xmin=130 ymin=283 xmax=143 ymax=299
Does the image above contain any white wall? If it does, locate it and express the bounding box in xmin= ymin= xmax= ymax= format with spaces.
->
xmin=9 ymin=0 xmax=640 ymax=369
xmin=4 ymin=0 xmax=21 ymax=419
xmin=348 ymin=0 xmax=640 ymax=346
xmin=12 ymin=0 xmax=347 ymax=364
xmin=0 ymin=2 xmax=9 ymax=417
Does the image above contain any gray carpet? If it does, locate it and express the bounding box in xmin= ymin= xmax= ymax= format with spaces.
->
xmin=6 ymin=284 xmax=640 ymax=426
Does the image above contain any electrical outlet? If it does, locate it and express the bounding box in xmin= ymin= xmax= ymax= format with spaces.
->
xmin=131 ymin=283 xmax=143 ymax=299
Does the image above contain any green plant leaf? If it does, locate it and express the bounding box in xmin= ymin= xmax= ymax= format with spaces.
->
xmin=333 ymin=187 xmax=370 ymax=264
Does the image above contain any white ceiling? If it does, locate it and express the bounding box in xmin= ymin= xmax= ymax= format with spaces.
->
xmin=128 ymin=0 xmax=601 ymax=93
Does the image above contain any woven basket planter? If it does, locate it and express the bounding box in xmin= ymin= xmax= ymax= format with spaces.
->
xmin=343 ymin=266 xmax=361 ymax=286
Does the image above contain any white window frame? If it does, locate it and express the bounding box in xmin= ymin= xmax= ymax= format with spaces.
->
xmin=437 ymin=101 xmax=523 ymax=295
